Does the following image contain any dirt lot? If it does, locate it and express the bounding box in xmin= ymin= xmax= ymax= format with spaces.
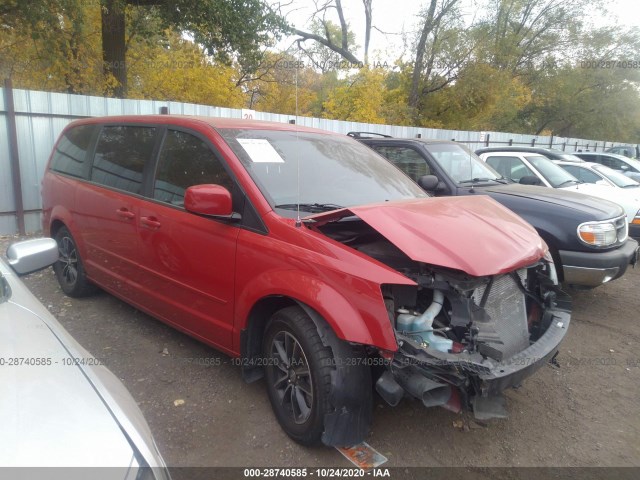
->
xmin=2 ymin=233 xmax=639 ymax=472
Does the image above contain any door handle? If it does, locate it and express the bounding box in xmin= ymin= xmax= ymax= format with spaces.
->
xmin=116 ymin=208 xmax=135 ymax=219
xmin=140 ymin=216 xmax=161 ymax=229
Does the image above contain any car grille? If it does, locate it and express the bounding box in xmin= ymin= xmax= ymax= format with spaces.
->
xmin=472 ymin=269 xmax=529 ymax=361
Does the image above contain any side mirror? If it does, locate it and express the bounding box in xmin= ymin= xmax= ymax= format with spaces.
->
xmin=595 ymin=179 xmax=609 ymax=186
xmin=184 ymin=184 xmax=234 ymax=217
xmin=519 ymin=175 xmax=542 ymax=186
xmin=6 ymin=238 xmax=59 ymax=275
xmin=620 ymin=164 xmax=629 ymax=170
xmin=418 ymin=175 xmax=441 ymax=191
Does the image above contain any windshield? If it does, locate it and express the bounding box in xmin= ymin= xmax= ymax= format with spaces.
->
xmin=217 ymin=129 xmax=427 ymax=215
xmin=426 ymin=143 xmax=501 ymax=183
xmin=524 ymin=156 xmax=579 ymax=187
xmin=593 ymin=164 xmax=639 ymax=187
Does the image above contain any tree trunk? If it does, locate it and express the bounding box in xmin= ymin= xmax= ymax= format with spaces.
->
xmin=408 ymin=0 xmax=437 ymax=111
xmin=362 ymin=0 xmax=372 ymax=65
xmin=101 ymin=0 xmax=127 ymax=97
xmin=408 ymin=0 xmax=458 ymax=119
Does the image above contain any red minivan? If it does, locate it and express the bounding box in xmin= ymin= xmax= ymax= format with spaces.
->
xmin=42 ymin=116 xmax=571 ymax=446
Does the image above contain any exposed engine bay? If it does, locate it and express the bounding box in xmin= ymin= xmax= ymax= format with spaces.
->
xmin=314 ymin=217 xmax=571 ymax=420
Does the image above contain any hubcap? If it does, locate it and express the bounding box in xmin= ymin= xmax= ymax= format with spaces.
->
xmin=58 ymin=236 xmax=78 ymax=286
xmin=270 ymin=331 xmax=313 ymax=424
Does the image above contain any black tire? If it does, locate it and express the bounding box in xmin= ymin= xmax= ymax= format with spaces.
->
xmin=263 ymin=306 xmax=334 ymax=446
xmin=53 ymin=226 xmax=97 ymax=297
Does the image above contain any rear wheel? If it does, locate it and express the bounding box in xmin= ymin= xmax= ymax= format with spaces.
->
xmin=53 ymin=226 xmax=97 ymax=297
xmin=263 ymin=306 xmax=334 ymax=446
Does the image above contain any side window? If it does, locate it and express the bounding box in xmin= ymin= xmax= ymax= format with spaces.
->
xmin=50 ymin=125 xmax=95 ymax=178
xmin=604 ymin=156 xmax=625 ymax=170
xmin=373 ymin=146 xmax=430 ymax=182
xmin=154 ymin=130 xmax=234 ymax=206
xmin=577 ymin=168 xmax=601 ymax=183
xmin=91 ymin=126 xmax=157 ymax=194
xmin=485 ymin=156 xmax=534 ymax=181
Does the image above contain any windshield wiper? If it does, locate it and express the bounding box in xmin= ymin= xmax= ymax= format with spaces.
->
xmin=622 ymin=184 xmax=639 ymax=188
xmin=493 ymin=176 xmax=511 ymax=184
xmin=274 ymin=203 xmax=344 ymax=213
xmin=557 ymin=179 xmax=581 ymax=187
xmin=458 ymin=177 xmax=495 ymax=184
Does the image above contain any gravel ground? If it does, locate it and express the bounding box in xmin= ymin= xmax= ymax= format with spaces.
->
xmin=2 ymin=233 xmax=639 ymax=473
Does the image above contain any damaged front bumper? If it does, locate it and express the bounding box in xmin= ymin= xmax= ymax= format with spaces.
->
xmin=376 ymin=291 xmax=571 ymax=420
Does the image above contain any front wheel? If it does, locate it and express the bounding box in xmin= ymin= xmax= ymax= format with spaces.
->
xmin=263 ymin=306 xmax=334 ymax=446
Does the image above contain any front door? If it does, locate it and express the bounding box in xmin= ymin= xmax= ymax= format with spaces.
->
xmin=136 ymin=128 xmax=240 ymax=350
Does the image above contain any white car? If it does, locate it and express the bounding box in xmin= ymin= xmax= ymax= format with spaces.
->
xmin=1 ymin=238 xmax=170 ymax=479
xmin=478 ymin=152 xmax=640 ymax=239
xmin=573 ymin=152 xmax=640 ymax=183
xmin=556 ymin=160 xmax=640 ymax=190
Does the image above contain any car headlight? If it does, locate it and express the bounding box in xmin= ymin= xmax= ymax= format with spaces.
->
xmin=577 ymin=221 xmax=618 ymax=247
xmin=633 ymin=210 xmax=640 ymax=225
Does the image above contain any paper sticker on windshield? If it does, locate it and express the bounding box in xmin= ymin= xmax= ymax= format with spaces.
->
xmin=237 ymin=138 xmax=285 ymax=163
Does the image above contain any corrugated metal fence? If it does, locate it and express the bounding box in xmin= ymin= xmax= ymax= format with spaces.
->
xmin=0 ymin=83 xmax=634 ymax=234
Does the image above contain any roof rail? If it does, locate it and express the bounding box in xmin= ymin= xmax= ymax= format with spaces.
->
xmin=346 ymin=131 xmax=392 ymax=139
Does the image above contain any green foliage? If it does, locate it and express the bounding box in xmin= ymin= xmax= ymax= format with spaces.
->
xmin=152 ymin=0 xmax=286 ymax=73
xmin=322 ymin=68 xmax=388 ymax=123
xmin=2 ymin=0 xmax=640 ymax=142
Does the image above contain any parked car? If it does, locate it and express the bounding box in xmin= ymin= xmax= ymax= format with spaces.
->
xmin=556 ymin=161 xmax=640 ymax=190
xmin=605 ymin=145 xmax=639 ymax=159
xmin=350 ymin=134 xmax=638 ymax=288
xmin=42 ymin=116 xmax=572 ymax=446
xmin=0 ymin=238 xmax=170 ymax=478
xmin=477 ymin=151 xmax=640 ymax=239
xmin=572 ymin=152 xmax=640 ymax=182
xmin=475 ymin=145 xmax=584 ymax=162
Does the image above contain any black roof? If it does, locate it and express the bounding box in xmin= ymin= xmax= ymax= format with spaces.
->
xmin=474 ymin=146 xmax=572 ymax=159
xmin=347 ymin=132 xmax=458 ymax=146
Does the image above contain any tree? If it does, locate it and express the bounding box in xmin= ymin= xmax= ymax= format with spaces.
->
xmin=322 ymin=67 xmax=387 ymax=123
xmin=297 ymin=19 xmax=357 ymax=73
xmin=240 ymin=51 xmax=319 ymax=114
xmin=126 ymin=30 xmax=245 ymax=107
xmin=0 ymin=0 xmax=113 ymax=94
xmin=479 ymin=0 xmax=591 ymax=74
xmin=1 ymin=0 xmax=285 ymax=97
xmin=105 ymin=0 xmax=286 ymax=96
xmin=408 ymin=0 xmax=460 ymax=111
xmin=284 ymin=0 xmax=371 ymax=65
xmin=522 ymin=27 xmax=640 ymax=139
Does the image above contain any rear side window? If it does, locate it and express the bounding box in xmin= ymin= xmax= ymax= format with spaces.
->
xmin=153 ymin=129 xmax=234 ymax=206
xmin=91 ymin=126 xmax=157 ymax=194
xmin=50 ymin=125 xmax=95 ymax=178
xmin=600 ymin=155 xmax=625 ymax=170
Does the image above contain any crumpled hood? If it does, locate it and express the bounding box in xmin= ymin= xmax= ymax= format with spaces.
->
xmin=309 ymin=196 xmax=547 ymax=276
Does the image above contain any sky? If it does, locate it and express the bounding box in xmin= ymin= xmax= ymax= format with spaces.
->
xmin=271 ymin=0 xmax=640 ymax=62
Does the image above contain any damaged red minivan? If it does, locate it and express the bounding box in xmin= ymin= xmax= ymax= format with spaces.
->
xmin=42 ymin=116 xmax=571 ymax=447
